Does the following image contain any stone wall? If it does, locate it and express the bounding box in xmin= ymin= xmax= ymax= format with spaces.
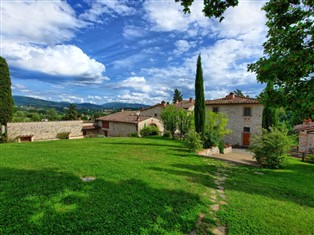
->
xmin=206 ymin=104 xmax=263 ymax=146
xmin=138 ymin=117 xmax=164 ymax=134
xmin=8 ymin=121 xmax=84 ymax=141
xmin=299 ymin=131 xmax=314 ymax=153
xmin=140 ymin=105 xmax=164 ymax=119
xmin=105 ymin=122 xmax=137 ymax=137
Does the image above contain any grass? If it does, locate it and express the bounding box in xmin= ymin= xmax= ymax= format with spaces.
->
xmin=0 ymin=137 xmax=313 ymax=234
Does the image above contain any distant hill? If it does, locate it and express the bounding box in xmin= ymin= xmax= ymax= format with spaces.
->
xmin=13 ymin=96 xmax=150 ymax=110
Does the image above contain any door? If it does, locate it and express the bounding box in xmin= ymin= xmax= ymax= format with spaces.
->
xmin=242 ymin=127 xmax=250 ymax=146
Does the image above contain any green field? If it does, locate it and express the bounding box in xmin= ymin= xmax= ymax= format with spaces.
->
xmin=0 ymin=137 xmax=313 ymax=234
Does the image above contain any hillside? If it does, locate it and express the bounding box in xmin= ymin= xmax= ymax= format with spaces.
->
xmin=13 ymin=96 xmax=150 ymax=110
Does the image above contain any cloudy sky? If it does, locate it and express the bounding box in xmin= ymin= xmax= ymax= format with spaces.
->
xmin=1 ymin=0 xmax=268 ymax=105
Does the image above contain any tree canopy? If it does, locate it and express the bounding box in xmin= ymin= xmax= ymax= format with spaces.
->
xmin=175 ymin=0 xmax=239 ymax=21
xmin=248 ymin=0 xmax=314 ymax=122
xmin=194 ymin=54 xmax=205 ymax=140
xmin=65 ymin=104 xmax=79 ymax=120
xmin=0 ymin=56 xmax=14 ymax=142
xmin=173 ymin=88 xmax=183 ymax=103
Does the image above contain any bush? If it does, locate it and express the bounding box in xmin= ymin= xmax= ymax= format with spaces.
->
xmin=163 ymin=131 xmax=171 ymax=138
xmin=203 ymin=130 xmax=220 ymax=148
xmin=249 ymin=127 xmax=295 ymax=168
xmin=140 ymin=126 xmax=159 ymax=137
xmin=218 ymin=140 xmax=225 ymax=154
xmin=56 ymin=132 xmax=70 ymax=140
xmin=128 ymin=132 xmax=139 ymax=137
xmin=185 ymin=130 xmax=202 ymax=152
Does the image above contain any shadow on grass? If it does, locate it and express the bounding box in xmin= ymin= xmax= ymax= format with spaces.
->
xmin=150 ymin=164 xmax=217 ymax=188
xmin=0 ymin=167 xmax=201 ymax=234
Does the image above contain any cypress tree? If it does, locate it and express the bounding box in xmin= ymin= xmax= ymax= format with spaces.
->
xmin=262 ymin=106 xmax=279 ymax=130
xmin=0 ymin=56 xmax=14 ymax=143
xmin=172 ymin=88 xmax=183 ymax=103
xmin=194 ymin=54 xmax=205 ymax=140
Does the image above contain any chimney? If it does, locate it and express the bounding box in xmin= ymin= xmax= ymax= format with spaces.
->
xmin=226 ymin=92 xmax=235 ymax=99
xmin=189 ymin=97 xmax=194 ymax=103
xmin=161 ymin=101 xmax=166 ymax=106
xmin=121 ymin=108 xmax=124 ymax=112
xmin=176 ymin=100 xmax=179 ymax=104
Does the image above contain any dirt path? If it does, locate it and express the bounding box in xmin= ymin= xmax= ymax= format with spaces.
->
xmin=202 ymin=148 xmax=259 ymax=167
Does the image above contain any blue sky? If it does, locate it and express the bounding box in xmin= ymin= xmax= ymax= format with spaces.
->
xmin=1 ymin=0 xmax=268 ymax=105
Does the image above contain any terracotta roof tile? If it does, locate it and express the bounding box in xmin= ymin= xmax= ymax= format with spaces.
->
xmin=97 ymin=111 xmax=151 ymax=124
xmin=82 ymin=125 xmax=99 ymax=130
xmin=206 ymin=93 xmax=260 ymax=105
xmin=174 ymin=99 xmax=194 ymax=109
xmin=294 ymin=122 xmax=314 ymax=132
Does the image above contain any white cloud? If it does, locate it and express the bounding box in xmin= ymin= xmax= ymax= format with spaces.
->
xmin=2 ymin=0 xmax=84 ymax=45
xmin=80 ymin=0 xmax=136 ymax=23
xmin=119 ymin=76 xmax=152 ymax=93
xmin=123 ymin=26 xmax=145 ymax=38
xmin=3 ymin=43 xmax=107 ymax=83
xmin=59 ymin=94 xmax=85 ymax=104
xmin=173 ymin=40 xmax=195 ymax=55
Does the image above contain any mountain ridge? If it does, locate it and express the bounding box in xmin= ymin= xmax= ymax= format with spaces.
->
xmin=13 ymin=96 xmax=150 ymax=110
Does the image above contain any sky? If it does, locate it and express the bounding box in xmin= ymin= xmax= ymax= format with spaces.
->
xmin=1 ymin=0 xmax=268 ymax=105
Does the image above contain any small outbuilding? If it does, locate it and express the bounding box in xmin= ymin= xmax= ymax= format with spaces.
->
xmin=294 ymin=119 xmax=314 ymax=154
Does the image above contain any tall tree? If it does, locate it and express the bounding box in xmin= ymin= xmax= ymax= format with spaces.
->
xmin=194 ymin=54 xmax=205 ymax=140
xmin=175 ymin=0 xmax=239 ymax=21
xmin=160 ymin=105 xmax=179 ymax=139
xmin=248 ymin=0 xmax=314 ymax=123
xmin=233 ymin=89 xmax=244 ymax=97
xmin=65 ymin=104 xmax=79 ymax=120
xmin=0 ymin=57 xmax=14 ymax=143
xmin=173 ymin=88 xmax=183 ymax=103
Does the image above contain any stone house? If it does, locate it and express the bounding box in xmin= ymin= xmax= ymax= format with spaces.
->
xmin=96 ymin=110 xmax=164 ymax=137
xmin=205 ymin=92 xmax=263 ymax=146
xmin=294 ymin=120 xmax=314 ymax=154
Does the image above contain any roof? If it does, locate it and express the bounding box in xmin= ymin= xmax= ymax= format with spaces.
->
xmin=206 ymin=93 xmax=260 ymax=105
xmin=82 ymin=125 xmax=99 ymax=130
xmin=174 ymin=99 xmax=194 ymax=109
xmin=97 ymin=111 xmax=152 ymax=124
xmin=294 ymin=122 xmax=314 ymax=132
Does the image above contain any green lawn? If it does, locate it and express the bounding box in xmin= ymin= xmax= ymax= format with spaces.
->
xmin=0 ymin=137 xmax=313 ymax=234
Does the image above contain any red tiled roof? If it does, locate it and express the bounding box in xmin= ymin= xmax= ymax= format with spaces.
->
xmin=82 ymin=125 xmax=99 ymax=130
xmin=97 ymin=111 xmax=152 ymax=124
xmin=174 ymin=100 xmax=194 ymax=109
xmin=206 ymin=93 xmax=260 ymax=105
xmin=294 ymin=122 xmax=314 ymax=132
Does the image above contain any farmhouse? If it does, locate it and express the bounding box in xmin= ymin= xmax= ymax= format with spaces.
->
xmin=96 ymin=110 xmax=164 ymax=137
xmin=206 ymin=92 xmax=263 ymax=146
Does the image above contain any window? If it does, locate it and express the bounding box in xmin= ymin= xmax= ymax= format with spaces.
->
xmin=212 ymin=107 xmax=219 ymax=113
xmin=243 ymin=107 xmax=251 ymax=116
xmin=243 ymin=127 xmax=250 ymax=132
xmin=154 ymin=113 xmax=158 ymax=117
xmin=102 ymin=121 xmax=109 ymax=128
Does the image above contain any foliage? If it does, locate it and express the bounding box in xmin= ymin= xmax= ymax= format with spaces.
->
xmin=218 ymin=140 xmax=225 ymax=154
xmin=65 ymin=104 xmax=79 ymax=120
xmin=233 ymin=89 xmax=245 ymax=97
xmin=163 ymin=131 xmax=171 ymax=138
xmin=140 ymin=125 xmax=159 ymax=137
xmin=262 ymin=106 xmax=279 ymax=130
xmin=56 ymin=132 xmax=70 ymax=139
xmin=249 ymin=127 xmax=295 ymax=168
xmin=47 ymin=108 xmax=61 ymax=121
xmin=172 ymin=88 xmax=183 ymax=103
xmin=175 ymin=0 xmax=239 ymax=22
xmin=185 ymin=129 xmax=202 ymax=152
xmin=248 ymin=0 xmax=314 ymax=123
xmin=177 ymin=108 xmax=193 ymax=139
xmin=128 ymin=132 xmax=139 ymax=137
xmin=194 ymin=54 xmax=206 ymax=140
xmin=0 ymin=56 xmax=14 ymax=143
xmin=203 ymin=111 xmax=232 ymax=148
xmin=160 ymin=105 xmax=179 ymax=139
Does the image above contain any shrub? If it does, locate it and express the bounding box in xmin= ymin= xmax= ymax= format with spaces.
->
xmin=163 ymin=131 xmax=171 ymax=138
xmin=185 ymin=130 xmax=202 ymax=152
xmin=249 ymin=127 xmax=295 ymax=168
xmin=56 ymin=132 xmax=70 ymax=139
xmin=140 ymin=126 xmax=159 ymax=137
xmin=203 ymin=130 xmax=220 ymax=148
xmin=128 ymin=132 xmax=139 ymax=137
xmin=218 ymin=140 xmax=225 ymax=154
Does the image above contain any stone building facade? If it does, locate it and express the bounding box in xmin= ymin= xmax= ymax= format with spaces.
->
xmin=96 ymin=111 xmax=164 ymax=137
xmin=206 ymin=93 xmax=263 ymax=146
xmin=294 ymin=121 xmax=314 ymax=153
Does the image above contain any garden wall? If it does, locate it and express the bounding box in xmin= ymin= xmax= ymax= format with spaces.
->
xmin=8 ymin=121 xmax=84 ymax=141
